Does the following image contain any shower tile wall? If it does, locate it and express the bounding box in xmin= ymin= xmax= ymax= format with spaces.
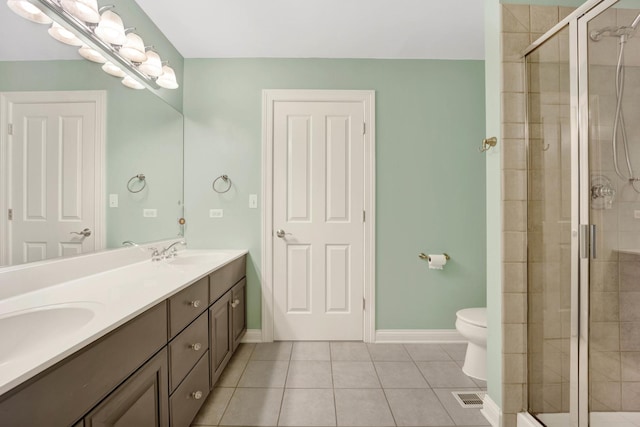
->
xmin=501 ymin=4 xmax=574 ymax=426
xmin=502 ymin=4 xmax=640 ymax=424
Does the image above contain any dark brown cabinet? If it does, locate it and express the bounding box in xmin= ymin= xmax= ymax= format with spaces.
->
xmin=209 ymin=291 xmax=232 ymax=386
xmin=0 ymin=254 xmax=247 ymax=427
xmin=84 ymin=348 xmax=169 ymax=427
xmin=231 ymin=278 xmax=247 ymax=352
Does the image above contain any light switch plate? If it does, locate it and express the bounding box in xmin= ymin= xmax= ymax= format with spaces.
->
xmin=143 ymin=209 xmax=157 ymax=218
xmin=210 ymin=209 xmax=224 ymax=218
xmin=109 ymin=194 xmax=118 ymax=208
xmin=249 ymin=194 xmax=258 ymax=209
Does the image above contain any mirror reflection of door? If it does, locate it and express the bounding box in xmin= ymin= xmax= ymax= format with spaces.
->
xmin=0 ymin=91 xmax=106 ymax=266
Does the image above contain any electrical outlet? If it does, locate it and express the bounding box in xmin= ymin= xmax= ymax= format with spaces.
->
xmin=249 ymin=194 xmax=258 ymax=209
xmin=143 ymin=209 xmax=157 ymax=218
xmin=109 ymin=194 xmax=118 ymax=208
xmin=209 ymin=209 xmax=223 ymax=218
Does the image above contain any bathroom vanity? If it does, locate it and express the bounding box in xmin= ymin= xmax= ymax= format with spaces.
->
xmin=0 ymin=248 xmax=247 ymax=427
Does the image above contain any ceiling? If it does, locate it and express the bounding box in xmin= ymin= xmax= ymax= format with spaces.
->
xmin=0 ymin=0 xmax=485 ymax=61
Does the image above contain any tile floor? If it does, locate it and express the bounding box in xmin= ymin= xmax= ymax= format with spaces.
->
xmin=191 ymin=342 xmax=489 ymax=427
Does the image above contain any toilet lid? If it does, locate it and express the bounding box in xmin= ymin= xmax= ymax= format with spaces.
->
xmin=456 ymin=308 xmax=487 ymax=327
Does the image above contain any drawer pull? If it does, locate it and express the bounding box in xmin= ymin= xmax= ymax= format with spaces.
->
xmin=191 ymin=391 xmax=203 ymax=400
xmin=190 ymin=342 xmax=202 ymax=351
xmin=231 ymin=299 xmax=240 ymax=308
xmin=189 ymin=300 xmax=201 ymax=308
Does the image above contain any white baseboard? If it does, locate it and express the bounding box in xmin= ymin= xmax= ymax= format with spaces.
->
xmin=240 ymin=329 xmax=263 ymax=343
xmin=481 ymin=394 xmax=502 ymax=427
xmin=241 ymin=329 xmax=464 ymax=344
xmin=375 ymin=329 xmax=465 ymax=343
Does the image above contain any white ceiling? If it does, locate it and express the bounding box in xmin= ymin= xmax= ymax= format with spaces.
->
xmin=131 ymin=0 xmax=485 ymax=60
xmin=0 ymin=0 xmax=485 ymax=61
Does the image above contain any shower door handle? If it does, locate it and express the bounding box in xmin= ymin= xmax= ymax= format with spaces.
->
xmin=579 ymin=224 xmax=589 ymax=259
xmin=590 ymin=224 xmax=597 ymax=259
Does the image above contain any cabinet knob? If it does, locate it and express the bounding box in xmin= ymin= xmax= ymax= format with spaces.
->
xmin=190 ymin=342 xmax=202 ymax=351
xmin=189 ymin=300 xmax=201 ymax=308
xmin=231 ymin=299 xmax=240 ymax=308
xmin=191 ymin=391 xmax=203 ymax=400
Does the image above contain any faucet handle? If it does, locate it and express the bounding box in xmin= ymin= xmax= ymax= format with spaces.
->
xmin=148 ymin=247 xmax=162 ymax=261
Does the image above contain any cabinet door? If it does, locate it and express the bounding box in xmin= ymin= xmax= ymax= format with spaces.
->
xmin=231 ymin=278 xmax=247 ymax=351
xmin=84 ymin=349 xmax=169 ymax=427
xmin=209 ymin=291 xmax=232 ymax=388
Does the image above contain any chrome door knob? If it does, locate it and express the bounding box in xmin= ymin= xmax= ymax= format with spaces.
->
xmin=276 ymin=229 xmax=291 ymax=238
xmin=70 ymin=228 xmax=92 ymax=237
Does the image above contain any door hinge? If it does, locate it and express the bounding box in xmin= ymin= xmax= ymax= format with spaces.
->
xmin=362 ymin=210 xmax=366 ymax=222
xmin=7 ymin=209 xmax=12 ymax=221
xmin=363 ymin=298 xmax=366 ymax=310
xmin=7 ymin=124 xmax=13 ymax=136
xmin=362 ymin=122 xmax=366 ymax=135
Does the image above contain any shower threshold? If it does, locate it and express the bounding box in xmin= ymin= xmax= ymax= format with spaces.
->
xmin=519 ymin=412 xmax=640 ymax=427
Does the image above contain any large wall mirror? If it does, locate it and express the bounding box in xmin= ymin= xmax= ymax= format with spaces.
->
xmin=0 ymin=0 xmax=184 ymax=267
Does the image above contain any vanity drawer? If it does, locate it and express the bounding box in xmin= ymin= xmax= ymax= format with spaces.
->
xmin=169 ymin=351 xmax=210 ymax=427
xmin=168 ymin=276 xmax=209 ymax=338
xmin=168 ymin=311 xmax=209 ymax=393
xmin=210 ymin=256 xmax=246 ymax=303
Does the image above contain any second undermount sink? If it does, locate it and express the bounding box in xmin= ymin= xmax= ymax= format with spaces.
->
xmin=0 ymin=303 xmax=100 ymax=365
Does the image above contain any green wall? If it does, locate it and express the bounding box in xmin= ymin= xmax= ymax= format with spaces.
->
xmin=0 ymin=60 xmax=184 ymax=247
xmin=183 ymin=59 xmax=487 ymax=330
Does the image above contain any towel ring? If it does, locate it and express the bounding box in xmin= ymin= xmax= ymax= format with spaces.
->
xmin=127 ymin=173 xmax=146 ymax=193
xmin=212 ymin=174 xmax=232 ymax=193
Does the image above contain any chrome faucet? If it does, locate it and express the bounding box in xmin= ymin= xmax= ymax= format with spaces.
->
xmin=161 ymin=240 xmax=186 ymax=259
xmin=122 ymin=240 xmax=139 ymax=247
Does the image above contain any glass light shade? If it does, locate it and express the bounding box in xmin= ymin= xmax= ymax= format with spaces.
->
xmin=102 ymin=62 xmax=125 ymax=77
xmin=122 ymin=76 xmax=145 ymax=90
xmin=7 ymin=0 xmax=52 ymax=24
xmin=95 ymin=10 xmax=126 ymax=45
xmin=119 ymin=33 xmax=147 ymax=63
xmin=60 ymin=0 xmax=99 ymax=24
xmin=78 ymin=45 xmax=106 ymax=63
xmin=138 ymin=50 xmax=162 ymax=77
xmin=48 ymin=22 xmax=83 ymax=46
xmin=156 ymin=65 xmax=179 ymax=89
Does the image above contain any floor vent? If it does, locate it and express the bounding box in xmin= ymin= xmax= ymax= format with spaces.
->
xmin=451 ymin=391 xmax=485 ymax=408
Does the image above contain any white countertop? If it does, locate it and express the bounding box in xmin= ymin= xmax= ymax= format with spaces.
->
xmin=0 ymin=249 xmax=248 ymax=396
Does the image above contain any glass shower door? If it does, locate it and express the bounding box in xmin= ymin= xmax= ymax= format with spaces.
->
xmin=526 ymin=22 xmax=575 ymax=427
xmin=583 ymin=4 xmax=640 ymax=426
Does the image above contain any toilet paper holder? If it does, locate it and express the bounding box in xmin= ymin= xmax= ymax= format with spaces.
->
xmin=418 ymin=253 xmax=450 ymax=261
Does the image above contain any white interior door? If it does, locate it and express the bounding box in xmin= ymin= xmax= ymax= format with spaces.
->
xmin=1 ymin=92 xmax=104 ymax=265
xmin=272 ymin=99 xmax=365 ymax=341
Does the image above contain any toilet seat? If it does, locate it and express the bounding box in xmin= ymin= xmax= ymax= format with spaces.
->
xmin=456 ymin=308 xmax=486 ymax=328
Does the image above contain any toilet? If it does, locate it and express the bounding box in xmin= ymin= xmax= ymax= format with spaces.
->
xmin=455 ymin=307 xmax=487 ymax=381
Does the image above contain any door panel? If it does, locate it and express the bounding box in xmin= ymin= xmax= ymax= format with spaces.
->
xmin=8 ymin=97 xmax=98 ymax=264
xmin=273 ymin=100 xmax=364 ymax=341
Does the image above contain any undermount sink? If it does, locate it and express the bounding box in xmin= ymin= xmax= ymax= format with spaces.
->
xmin=0 ymin=303 xmax=100 ymax=365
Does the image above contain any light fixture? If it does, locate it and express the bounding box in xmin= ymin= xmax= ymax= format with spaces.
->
xmin=95 ymin=9 xmax=126 ymax=45
xmin=48 ymin=22 xmax=83 ymax=46
xmin=5 ymin=0 xmax=178 ymax=91
xmin=122 ymin=76 xmax=144 ymax=90
xmin=138 ymin=49 xmax=162 ymax=77
xmin=78 ymin=44 xmax=106 ymax=63
xmin=102 ymin=61 xmax=125 ymax=77
xmin=60 ymin=0 xmax=99 ymax=24
xmin=156 ymin=65 xmax=179 ymax=89
xmin=119 ymin=31 xmax=147 ymax=63
xmin=7 ymin=0 xmax=52 ymax=24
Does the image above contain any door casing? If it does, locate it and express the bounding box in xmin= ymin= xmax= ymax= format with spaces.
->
xmin=0 ymin=90 xmax=106 ymax=266
xmin=261 ymin=89 xmax=376 ymax=343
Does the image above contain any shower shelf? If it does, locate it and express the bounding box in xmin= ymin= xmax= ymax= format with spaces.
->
xmin=616 ymin=249 xmax=640 ymax=256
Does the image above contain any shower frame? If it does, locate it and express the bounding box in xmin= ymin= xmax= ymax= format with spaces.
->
xmin=521 ymin=0 xmax=619 ymax=426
